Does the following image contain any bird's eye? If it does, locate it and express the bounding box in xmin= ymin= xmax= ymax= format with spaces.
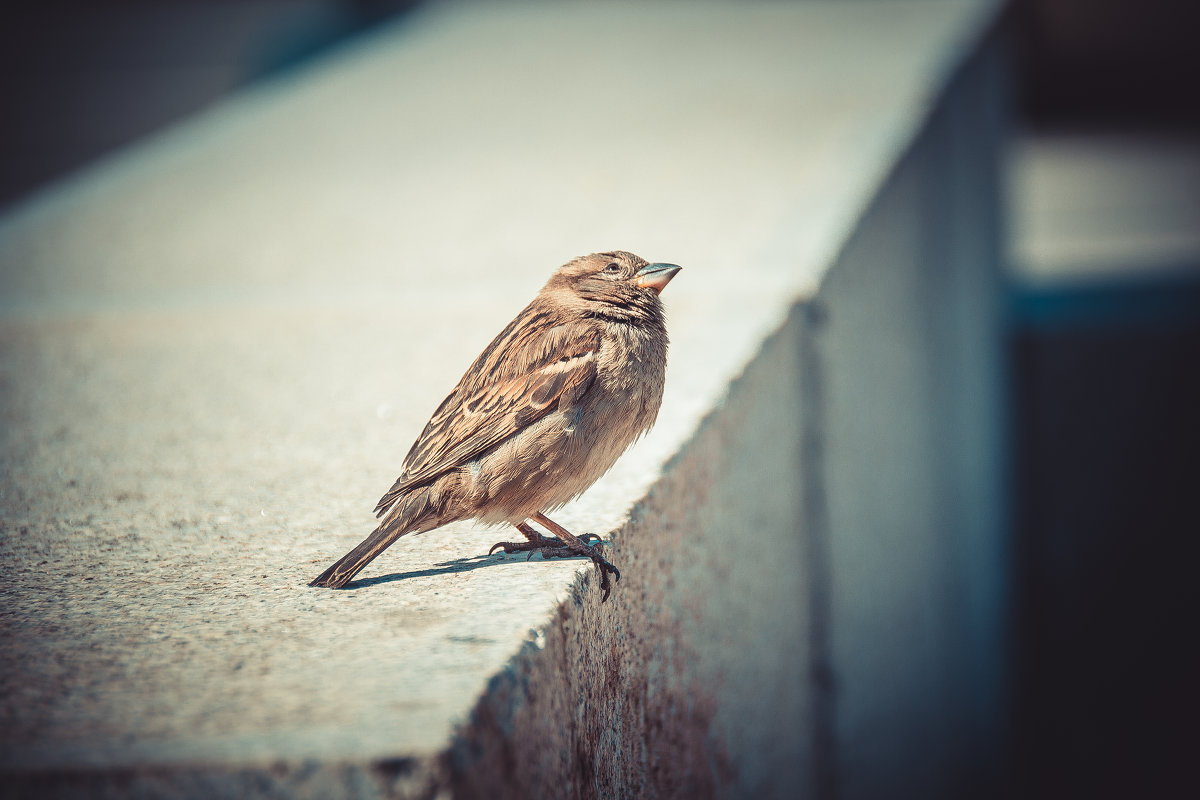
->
xmin=604 ymin=262 xmax=621 ymax=274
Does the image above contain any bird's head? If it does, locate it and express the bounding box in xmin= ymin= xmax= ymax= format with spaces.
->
xmin=546 ymin=251 xmax=682 ymax=323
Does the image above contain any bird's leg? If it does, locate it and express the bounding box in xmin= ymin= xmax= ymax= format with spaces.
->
xmin=488 ymin=521 xmax=602 ymax=560
xmin=532 ymin=512 xmax=620 ymax=602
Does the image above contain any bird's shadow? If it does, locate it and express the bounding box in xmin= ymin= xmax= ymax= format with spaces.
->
xmin=342 ymin=550 xmax=589 ymax=588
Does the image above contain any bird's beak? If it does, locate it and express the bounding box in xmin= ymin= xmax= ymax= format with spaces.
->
xmin=635 ymin=263 xmax=682 ymax=294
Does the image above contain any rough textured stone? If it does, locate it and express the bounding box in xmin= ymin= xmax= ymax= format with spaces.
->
xmin=0 ymin=1 xmax=1006 ymax=796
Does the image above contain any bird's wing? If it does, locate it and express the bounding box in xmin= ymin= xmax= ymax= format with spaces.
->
xmin=374 ymin=313 xmax=601 ymax=516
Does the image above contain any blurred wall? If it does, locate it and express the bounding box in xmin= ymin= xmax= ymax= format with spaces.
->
xmin=0 ymin=0 xmax=417 ymax=210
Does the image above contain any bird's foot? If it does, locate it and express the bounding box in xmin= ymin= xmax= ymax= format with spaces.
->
xmin=488 ymin=533 xmax=603 ymax=560
xmin=501 ymin=538 xmax=619 ymax=601
xmin=490 ymin=516 xmax=618 ymax=601
xmin=525 ymin=513 xmax=620 ymax=602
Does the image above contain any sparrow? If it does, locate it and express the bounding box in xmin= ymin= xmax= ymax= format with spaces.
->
xmin=310 ymin=251 xmax=681 ymax=601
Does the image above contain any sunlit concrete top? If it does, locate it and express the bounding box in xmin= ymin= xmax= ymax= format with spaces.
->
xmin=0 ymin=0 xmax=1000 ymax=770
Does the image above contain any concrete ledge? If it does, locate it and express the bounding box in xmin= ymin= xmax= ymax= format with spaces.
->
xmin=0 ymin=1 xmax=1007 ymax=797
xmin=448 ymin=28 xmax=1010 ymax=799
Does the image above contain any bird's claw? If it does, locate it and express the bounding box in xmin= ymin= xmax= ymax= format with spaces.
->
xmin=578 ymin=541 xmax=620 ymax=603
xmin=488 ymin=534 xmax=605 ymax=558
xmin=489 ymin=535 xmax=559 ymax=557
xmin=593 ymin=555 xmax=621 ymax=603
xmin=488 ymin=534 xmax=617 ymax=602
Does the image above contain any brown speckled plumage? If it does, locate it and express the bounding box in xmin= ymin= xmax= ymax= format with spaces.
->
xmin=310 ymin=251 xmax=681 ymax=600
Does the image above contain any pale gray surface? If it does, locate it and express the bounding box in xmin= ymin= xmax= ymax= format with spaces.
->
xmin=0 ymin=0 xmax=1002 ymax=785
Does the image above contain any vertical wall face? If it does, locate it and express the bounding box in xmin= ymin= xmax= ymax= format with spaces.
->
xmin=668 ymin=318 xmax=813 ymax=800
xmin=814 ymin=37 xmax=1009 ymax=799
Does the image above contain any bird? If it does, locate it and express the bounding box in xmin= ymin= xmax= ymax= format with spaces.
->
xmin=309 ymin=251 xmax=681 ymax=601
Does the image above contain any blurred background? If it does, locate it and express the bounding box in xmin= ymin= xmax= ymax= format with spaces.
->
xmin=1005 ymin=1 xmax=1200 ymax=798
xmin=0 ymin=1 xmax=420 ymax=211
xmin=1 ymin=0 xmax=1197 ymax=797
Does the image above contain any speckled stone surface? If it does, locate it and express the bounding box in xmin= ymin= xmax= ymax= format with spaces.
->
xmin=0 ymin=0 xmax=1003 ymax=795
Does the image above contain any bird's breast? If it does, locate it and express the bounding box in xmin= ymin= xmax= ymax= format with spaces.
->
xmin=582 ymin=328 xmax=667 ymax=440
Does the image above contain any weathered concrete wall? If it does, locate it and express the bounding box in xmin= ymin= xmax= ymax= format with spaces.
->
xmin=0 ymin=2 xmax=1007 ymax=797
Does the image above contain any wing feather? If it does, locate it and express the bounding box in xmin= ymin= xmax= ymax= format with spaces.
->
xmin=374 ymin=312 xmax=600 ymax=516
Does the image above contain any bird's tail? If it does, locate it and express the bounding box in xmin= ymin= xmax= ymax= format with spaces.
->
xmin=309 ymin=494 xmax=432 ymax=588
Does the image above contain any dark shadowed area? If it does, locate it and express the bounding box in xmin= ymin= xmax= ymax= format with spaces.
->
xmin=1009 ymin=1 xmax=1200 ymax=796
xmin=0 ymin=0 xmax=420 ymax=210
